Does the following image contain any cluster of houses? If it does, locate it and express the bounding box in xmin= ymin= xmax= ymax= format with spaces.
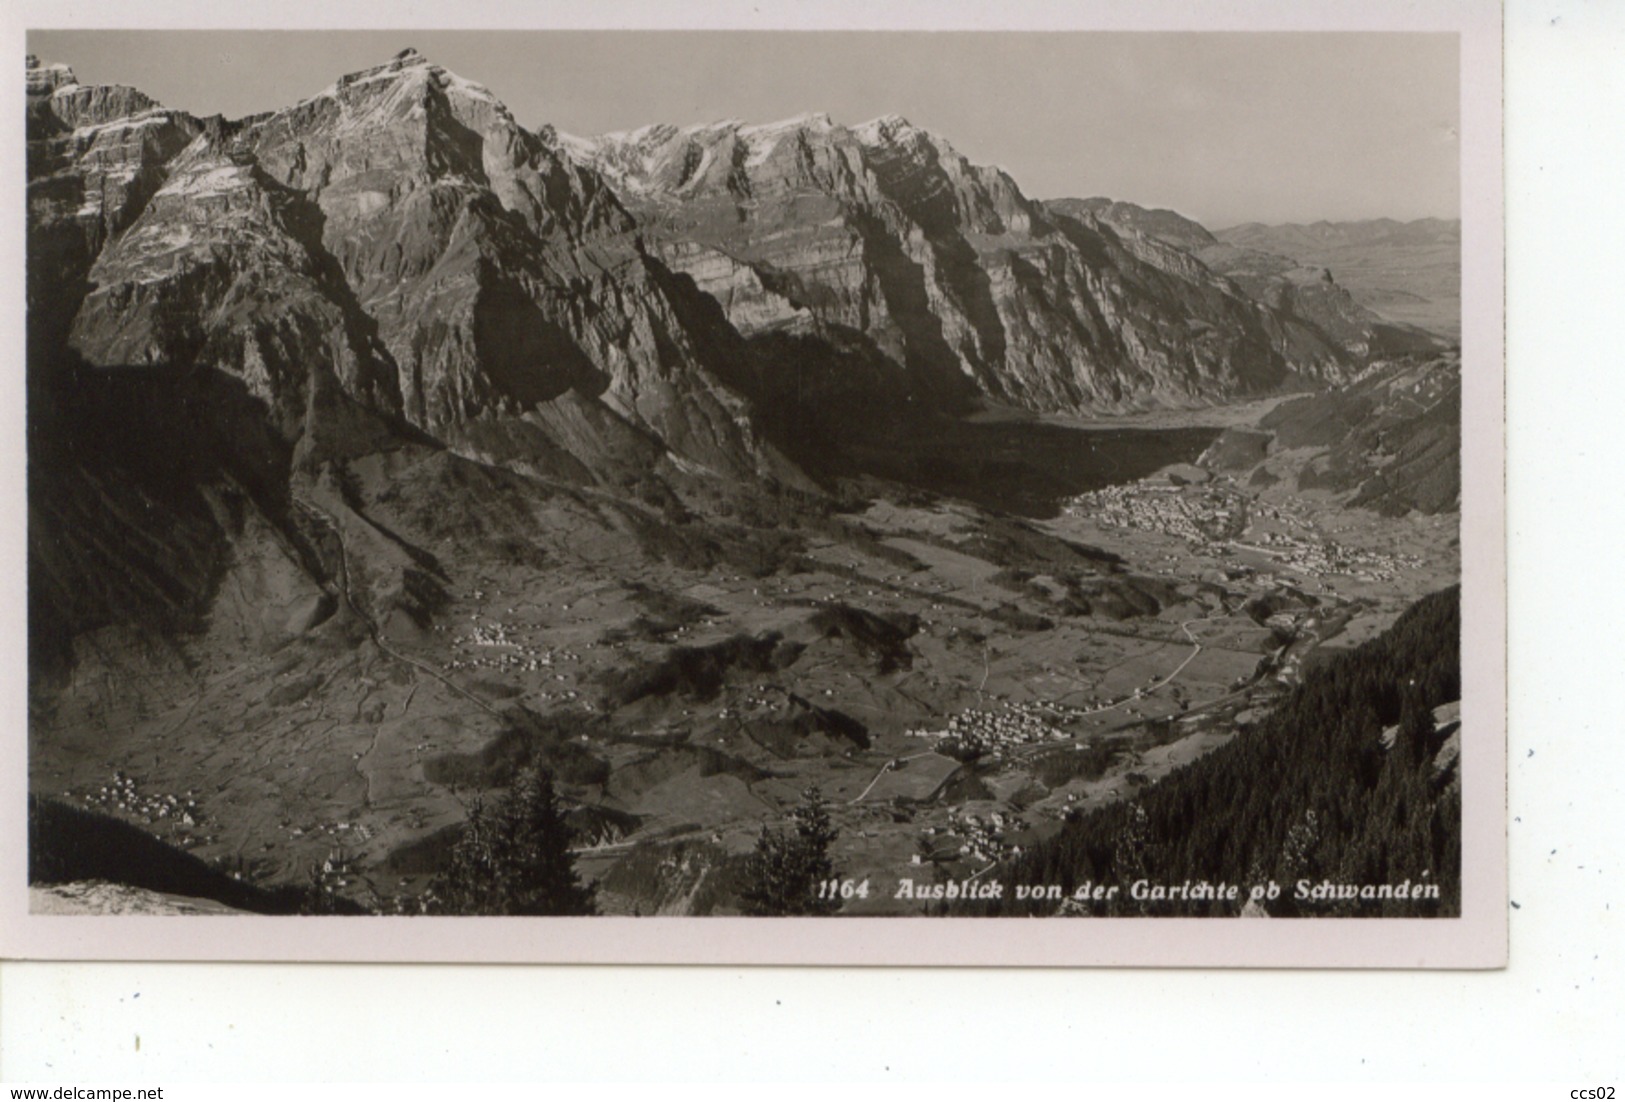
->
xmin=70 ymin=770 xmax=206 ymax=844
xmin=904 ymin=683 xmax=1184 ymax=762
xmin=904 ymin=703 xmax=1072 ymax=758
xmin=1006 ymin=698 xmax=1094 ymax=725
xmin=440 ymin=618 xmax=580 ymax=674
xmin=1065 ymin=478 xmax=1246 ymax=547
xmin=1068 ymin=475 xmax=1421 ymax=588
xmin=736 ymin=684 xmax=788 ymax=713
xmin=1253 ymin=501 xmax=1316 ymax=533
xmin=1237 ymin=530 xmax=1421 ymax=583
xmin=923 ymin=808 xmax=1028 ymax=864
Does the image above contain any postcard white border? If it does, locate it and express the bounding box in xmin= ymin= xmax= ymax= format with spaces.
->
xmin=0 ymin=0 xmax=1506 ymax=969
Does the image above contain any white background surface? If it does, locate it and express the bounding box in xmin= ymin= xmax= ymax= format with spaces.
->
xmin=3 ymin=0 xmax=1620 ymax=1082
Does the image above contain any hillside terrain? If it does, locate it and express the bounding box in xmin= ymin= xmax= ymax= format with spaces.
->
xmin=26 ymin=51 xmax=1462 ymax=916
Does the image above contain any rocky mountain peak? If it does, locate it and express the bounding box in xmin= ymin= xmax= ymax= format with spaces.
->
xmin=740 ymin=111 xmax=834 ymax=135
xmin=27 ymin=60 xmax=174 ymax=139
xmin=26 ymin=54 xmax=199 ymax=304
xmin=318 ymin=49 xmax=509 ymax=117
xmin=853 ymin=113 xmax=914 ymax=141
xmin=853 ymin=114 xmax=966 ymax=171
xmin=335 ymin=47 xmax=434 ymax=86
xmin=238 ymin=47 xmax=602 ymax=234
xmin=26 ymin=55 xmax=79 ymax=95
xmin=572 ymin=109 xmax=996 ymax=212
xmin=28 ymin=45 xmax=1430 ymax=500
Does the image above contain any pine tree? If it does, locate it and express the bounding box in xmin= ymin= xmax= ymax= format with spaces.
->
xmin=739 ymin=786 xmax=839 ymax=916
xmin=429 ymin=764 xmax=596 ymax=916
xmin=1396 ymin=683 xmax=1436 ymax=767
xmin=1113 ymin=802 xmax=1156 ymax=915
xmin=1273 ymin=808 xmax=1323 ymax=916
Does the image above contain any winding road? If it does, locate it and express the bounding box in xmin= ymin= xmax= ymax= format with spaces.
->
xmin=849 ymin=748 xmax=945 ymax=805
xmin=295 ymin=496 xmax=503 ymax=722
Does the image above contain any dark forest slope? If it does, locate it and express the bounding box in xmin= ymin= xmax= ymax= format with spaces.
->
xmin=988 ymin=584 xmax=1461 ymax=917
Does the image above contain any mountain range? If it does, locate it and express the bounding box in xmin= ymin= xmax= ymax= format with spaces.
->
xmin=26 ymin=48 xmax=1454 ymax=672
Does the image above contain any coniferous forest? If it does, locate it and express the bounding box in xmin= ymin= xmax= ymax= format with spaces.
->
xmin=987 ymin=585 xmax=1462 ymax=917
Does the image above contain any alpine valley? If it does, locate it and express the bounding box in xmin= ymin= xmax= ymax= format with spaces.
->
xmin=26 ymin=50 xmax=1464 ymax=917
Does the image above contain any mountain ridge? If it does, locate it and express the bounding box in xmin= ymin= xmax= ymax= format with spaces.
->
xmin=31 ymin=50 xmax=1441 ymax=444
xmin=27 ymin=49 xmax=1452 ymax=671
xmin=1058 ymin=198 xmax=1456 ymax=352
xmin=30 ymin=50 xmax=797 ymax=482
xmin=563 ymin=106 xmax=1377 ymax=415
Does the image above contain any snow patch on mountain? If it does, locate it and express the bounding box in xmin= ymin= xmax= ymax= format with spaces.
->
xmin=155 ymin=161 xmax=255 ymax=199
xmin=69 ymin=110 xmax=172 ymax=140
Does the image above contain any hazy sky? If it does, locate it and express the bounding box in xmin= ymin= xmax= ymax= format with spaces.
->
xmin=28 ymin=30 xmax=1459 ymax=228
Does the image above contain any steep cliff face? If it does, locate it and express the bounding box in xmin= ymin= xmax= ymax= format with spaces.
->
xmin=27 ymin=56 xmax=200 ymax=346
xmin=29 ymin=49 xmax=1435 ymax=675
xmin=566 ymin=115 xmax=1356 ymax=412
xmin=37 ymin=50 xmax=789 ymax=485
xmin=68 ymin=146 xmax=407 ymax=453
xmin=25 ymin=51 xmax=804 ymax=676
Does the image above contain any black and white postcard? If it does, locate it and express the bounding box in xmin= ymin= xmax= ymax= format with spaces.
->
xmin=3 ymin=1 xmax=1506 ymax=966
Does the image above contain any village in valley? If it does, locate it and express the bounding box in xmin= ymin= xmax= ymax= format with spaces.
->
xmin=1064 ymin=467 xmax=1425 ymax=587
xmin=33 ymin=425 xmax=1456 ymax=917
xmin=32 ymin=413 xmax=1458 ymax=917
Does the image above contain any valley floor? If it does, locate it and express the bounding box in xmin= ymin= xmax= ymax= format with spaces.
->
xmin=28 ymin=404 xmax=1459 ymax=917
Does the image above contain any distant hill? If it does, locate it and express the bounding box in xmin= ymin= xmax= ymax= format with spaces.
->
xmin=1054 ymin=200 xmax=1452 ymax=357
xmin=1219 ymin=218 xmax=1461 ymax=252
xmin=1216 ymin=219 xmax=1461 ymax=340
